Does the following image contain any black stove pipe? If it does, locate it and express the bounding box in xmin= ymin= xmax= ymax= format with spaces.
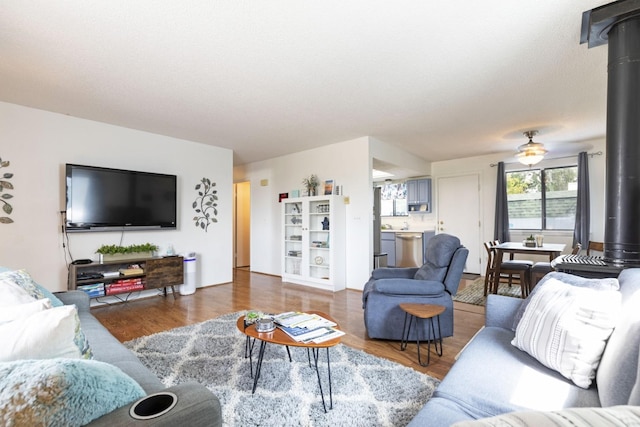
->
xmin=605 ymin=17 xmax=640 ymax=263
xmin=582 ymin=1 xmax=640 ymax=264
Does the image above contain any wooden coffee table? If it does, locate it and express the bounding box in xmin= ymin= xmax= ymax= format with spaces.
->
xmin=236 ymin=310 xmax=342 ymax=412
xmin=399 ymin=303 xmax=445 ymax=367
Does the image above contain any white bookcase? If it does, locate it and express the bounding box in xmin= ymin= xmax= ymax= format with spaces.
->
xmin=282 ymin=195 xmax=345 ymax=291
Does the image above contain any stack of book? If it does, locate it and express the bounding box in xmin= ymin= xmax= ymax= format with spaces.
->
xmin=273 ymin=312 xmax=345 ymax=344
xmin=77 ymin=283 xmax=105 ymax=298
xmin=106 ymin=278 xmax=144 ymax=295
xmin=119 ymin=267 xmax=144 ymax=276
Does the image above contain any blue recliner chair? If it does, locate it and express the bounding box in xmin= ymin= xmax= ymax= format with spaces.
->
xmin=362 ymin=233 xmax=469 ymax=340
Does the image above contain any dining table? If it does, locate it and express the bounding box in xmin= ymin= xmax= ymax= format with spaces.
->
xmin=492 ymin=241 xmax=566 ymax=295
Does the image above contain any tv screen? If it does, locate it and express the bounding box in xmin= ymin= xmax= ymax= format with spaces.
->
xmin=65 ymin=164 xmax=177 ymax=232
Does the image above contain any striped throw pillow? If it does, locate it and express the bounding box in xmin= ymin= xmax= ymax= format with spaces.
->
xmin=511 ymin=277 xmax=621 ymax=388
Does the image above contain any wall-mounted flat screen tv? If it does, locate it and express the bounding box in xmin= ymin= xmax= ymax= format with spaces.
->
xmin=65 ymin=164 xmax=177 ymax=232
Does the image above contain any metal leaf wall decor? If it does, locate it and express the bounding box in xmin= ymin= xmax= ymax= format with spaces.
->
xmin=0 ymin=157 xmax=13 ymax=224
xmin=192 ymin=177 xmax=218 ymax=232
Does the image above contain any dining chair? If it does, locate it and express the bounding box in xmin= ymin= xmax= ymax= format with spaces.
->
xmin=483 ymin=241 xmax=498 ymax=296
xmin=587 ymin=241 xmax=604 ymax=255
xmin=485 ymin=241 xmax=532 ymax=298
xmin=482 ymin=240 xmax=514 ymax=295
xmin=529 ymin=243 xmax=582 ymax=291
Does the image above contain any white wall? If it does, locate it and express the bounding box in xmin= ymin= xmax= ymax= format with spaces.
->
xmin=0 ymin=102 xmax=233 ymax=293
xmin=235 ymin=137 xmax=373 ymax=290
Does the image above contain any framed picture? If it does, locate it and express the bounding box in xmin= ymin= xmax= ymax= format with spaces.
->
xmin=279 ymin=192 xmax=288 ymax=202
xmin=324 ymin=180 xmax=334 ymax=195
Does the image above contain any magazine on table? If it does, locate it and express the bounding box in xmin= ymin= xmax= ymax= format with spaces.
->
xmin=273 ymin=312 xmax=343 ymax=343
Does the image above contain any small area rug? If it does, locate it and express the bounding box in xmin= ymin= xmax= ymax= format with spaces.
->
xmin=124 ymin=311 xmax=439 ymax=427
xmin=453 ymin=277 xmax=523 ymax=306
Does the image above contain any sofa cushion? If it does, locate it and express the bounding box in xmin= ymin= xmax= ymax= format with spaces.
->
xmin=0 ymin=358 xmax=145 ymax=427
xmin=415 ymin=234 xmax=460 ymax=281
xmin=451 ymin=405 xmax=640 ymax=427
xmin=0 ymin=269 xmax=64 ymax=307
xmin=0 ymin=276 xmax=36 ymax=306
xmin=0 ymin=298 xmax=52 ymax=325
xmin=0 ymin=305 xmax=92 ymax=361
xmin=512 ymin=277 xmax=621 ymax=389
xmin=433 ymin=326 xmax=600 ymax=420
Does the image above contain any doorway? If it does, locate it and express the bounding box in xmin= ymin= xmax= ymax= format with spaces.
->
xmin=234 ymin=182 xmax=251 ymax=268
xmin=437 ymin=174 xmax=481 ymax=274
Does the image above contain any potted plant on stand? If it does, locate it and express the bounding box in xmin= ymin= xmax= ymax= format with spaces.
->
xmin=302 ymin=174 xmax=319 ymax=196
xmin=96 ymin=243 xmax=159 ymax=263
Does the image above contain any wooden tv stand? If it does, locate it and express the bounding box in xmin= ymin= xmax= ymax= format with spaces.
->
xmin=68 ymin=256 xmax=184 ymax=300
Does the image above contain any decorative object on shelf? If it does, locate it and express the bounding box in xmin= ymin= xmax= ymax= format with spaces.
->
xmin=324 ymin=180 xmax=334 ymax=195
xmin=314 ymin=256 xmax=324 ymax=265
xmin=316 ymin=204 xmax=329 ymax=213
xmin=322 ymin=217 xmax=330 ymax=230
xmin=96 ymin=243 xmax=159 ymax=263
xmin=535 ymin=234 xmax=544 ymax=247
xmin=516 ymin=130 xmax=547 ymax=167
xmin=292 ymin=203 xmax=301 ymax=213
xmin=291 ymin=216 xmax=302 ymax=224
xmin=0 ymin=156 xmax=14 ymax=224
xmin=278 ymin=192 xmax=288 ymax=202
xmin=192 ymin=177 xmax=218 ymax=232
xmin=302 ymin=174 xmax=319 ymax=196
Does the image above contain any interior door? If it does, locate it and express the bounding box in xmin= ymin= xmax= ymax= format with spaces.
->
xmin=437 ymin=174 xmax=481 ymax=274
xmin=234 ymin=182 xmax=251 ymax=268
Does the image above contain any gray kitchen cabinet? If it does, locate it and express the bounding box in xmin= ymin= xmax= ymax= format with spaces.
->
xmin=381 ymin=232 xmax=396 ymax=267
xmin=406 ymin=178 xmax=432 ymax=213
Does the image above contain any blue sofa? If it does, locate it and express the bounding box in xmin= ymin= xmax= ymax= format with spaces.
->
xmin=362 ymin=234 xmax=469 ymax=341
xmin=408 ymin=268 xmax=640 ymax=426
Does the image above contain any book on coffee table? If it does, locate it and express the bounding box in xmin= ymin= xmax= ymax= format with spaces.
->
xmin=274 ymin=311 xmax=341 ymax=342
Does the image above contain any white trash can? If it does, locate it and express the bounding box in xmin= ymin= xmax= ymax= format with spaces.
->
xmin=180 ymin=252 xmax=197 ymax=295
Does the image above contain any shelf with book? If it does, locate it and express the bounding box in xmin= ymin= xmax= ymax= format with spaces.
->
xmin=68 ymin=256 xmax=183 ymax=299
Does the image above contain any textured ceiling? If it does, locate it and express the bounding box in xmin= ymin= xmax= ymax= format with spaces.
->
xmin=0 ymin=1 xmax=612 ymax=167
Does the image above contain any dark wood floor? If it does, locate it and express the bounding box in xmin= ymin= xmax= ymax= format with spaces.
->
xmin=92 ymin=269 xmax=485 ymax=380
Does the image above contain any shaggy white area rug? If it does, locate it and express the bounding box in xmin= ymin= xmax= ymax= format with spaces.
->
xmin=124 ymin=311 xmax=439 ymax=427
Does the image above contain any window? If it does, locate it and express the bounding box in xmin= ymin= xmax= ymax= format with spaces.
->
xmin=379 ymin=183 xmax=408 ymax=216
xmin=506 ymin=166 xmax=578 ymax=230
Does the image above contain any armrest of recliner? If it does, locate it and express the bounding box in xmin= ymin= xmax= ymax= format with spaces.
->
xmin=373 ymin=278 xmax=446 ymax=296
xmin=371 ymin=267 xmax=418 ymax=280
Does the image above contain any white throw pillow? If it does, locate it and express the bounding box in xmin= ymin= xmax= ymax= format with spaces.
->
xmin=0 ymin=298 xmax=52 ymax=325
xmin=0 ymin=277 xmax=36 ymax=306
xmin=0 ymin=305 xmax=83 ymax=361
xmin=511 ymin=277 xmax=621 ymax=389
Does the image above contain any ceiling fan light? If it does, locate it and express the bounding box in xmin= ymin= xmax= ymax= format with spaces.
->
xmin=516 ymin=151 xmax=545 ymax=166
xmin=516 ymin=130 xmax=547 ymax=166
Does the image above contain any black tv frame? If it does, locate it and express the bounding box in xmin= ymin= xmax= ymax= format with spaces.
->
xmin=64 ymin=163 xmax=177 ymax=233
